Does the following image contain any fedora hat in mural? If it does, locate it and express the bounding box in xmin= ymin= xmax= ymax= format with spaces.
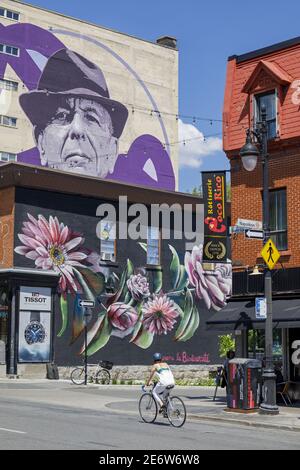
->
xmin=19 ymin=48 xmax=128 ymax=138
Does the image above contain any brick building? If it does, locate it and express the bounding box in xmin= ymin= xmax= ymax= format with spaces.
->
xmin=0 ymin=1 xmax=233 ymax=378
xmin=208 ymin=36 xmax=300 ymax=384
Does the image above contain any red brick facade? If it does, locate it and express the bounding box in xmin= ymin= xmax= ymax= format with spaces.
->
xmin=223 ymin=39 xmax=300 ymax=269
xmin=0 ymin=187 xmax=15 ymax=269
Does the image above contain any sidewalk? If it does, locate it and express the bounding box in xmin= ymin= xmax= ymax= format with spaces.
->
xmin=0 ymin=379 xmax=300 ymax=432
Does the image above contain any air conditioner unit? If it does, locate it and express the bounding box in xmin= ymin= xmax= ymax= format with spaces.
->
xmin=101 ymin=252 xmax=115 ymax=262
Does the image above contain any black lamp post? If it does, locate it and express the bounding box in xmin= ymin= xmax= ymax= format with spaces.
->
xmin=239 ymin=104 xmax=279 ymax=415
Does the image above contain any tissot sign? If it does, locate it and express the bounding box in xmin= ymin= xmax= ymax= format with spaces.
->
xmin=202 ymin=171 xmax=228 ymax=262
xmin=19 ymin=287 xmax=52 ymax=311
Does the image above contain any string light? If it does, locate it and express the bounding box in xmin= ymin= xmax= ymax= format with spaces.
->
xmin=20 ymin=78 xmax=223 ymax=124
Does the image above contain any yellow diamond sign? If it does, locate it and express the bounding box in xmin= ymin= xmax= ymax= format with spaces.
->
xmin=261 ymin=238 xmax=280 ymax=270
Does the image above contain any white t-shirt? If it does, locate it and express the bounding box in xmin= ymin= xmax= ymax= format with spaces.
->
xmin=155 ymin=364 xmax=175 ymax=386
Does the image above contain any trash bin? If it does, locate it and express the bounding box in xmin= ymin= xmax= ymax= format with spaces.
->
xmin=227 ymin=358 xmax=262 ymax=410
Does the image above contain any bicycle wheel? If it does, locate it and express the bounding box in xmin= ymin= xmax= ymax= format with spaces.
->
xmin=96 ymin=368 xmax=110 ymax=385
xmin=139 ymin=393 xmax=157 ymax=423
xmin=166 ymin=396 xmax=186 ymax=427
xmin=70 ymin=367 xmax=85 ymax=385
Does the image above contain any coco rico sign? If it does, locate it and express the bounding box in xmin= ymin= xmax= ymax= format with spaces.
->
xmin=202 ymin=171 xmax=228 ymax=262
xmin=19 ymin=287 xmax=52 ymax=311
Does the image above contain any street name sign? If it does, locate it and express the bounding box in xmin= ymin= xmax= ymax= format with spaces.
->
xmin=236 ymin=218 xmax=263 ymax=230
xmin=244 ymin=229 xmax=264 ymax=240
xmin=79 ymin=299 xmax=95 ymax=308
xmin=255 ymin=297 xmax=267 ymax=319
xmin=261 ymin=238 xmax=280 ymax=270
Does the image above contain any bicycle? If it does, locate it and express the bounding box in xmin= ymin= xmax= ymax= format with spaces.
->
xmin=139 ymin=384 xmax=186 ymax=427
xmin=70 ymin=360 xmax=113 ymax=385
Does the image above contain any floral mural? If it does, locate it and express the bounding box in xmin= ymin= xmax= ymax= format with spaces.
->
xmin=15 ymin=214 xmax=232 ymax=356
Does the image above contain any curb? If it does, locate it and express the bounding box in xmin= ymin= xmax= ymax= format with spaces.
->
xmin=189 ymin=413 xmax=300 ymax=432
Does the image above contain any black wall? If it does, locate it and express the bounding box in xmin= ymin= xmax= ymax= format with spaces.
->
xmin=14 ymin=187 xmax=220 ymax=366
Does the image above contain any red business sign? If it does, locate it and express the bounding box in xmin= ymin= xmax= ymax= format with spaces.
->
xmin=202 ymin=171 xmax=228 ymax=262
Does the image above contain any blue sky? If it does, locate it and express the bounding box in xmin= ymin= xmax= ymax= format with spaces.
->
xmin=25 ymin=0 xmax=300 ymax=192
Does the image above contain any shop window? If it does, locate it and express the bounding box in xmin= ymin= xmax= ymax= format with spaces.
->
xmin=0 ymin=78 xmax=18 ymax=91
xmin=99 ymin=220 xmax=116 ymax=262
xmin=147 ymin=226 xmax=160 ymax=266
xmin=248 ymin=329 xmax=282 ymax=365
xmin=254 ymin=90 xmax=277 ymax=140
xmin=269 ymin=189 xmax=287 ymax=251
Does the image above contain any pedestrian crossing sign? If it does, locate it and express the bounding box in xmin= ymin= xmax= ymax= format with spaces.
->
xmin=261 ymin=238 xmax=280 ymax=270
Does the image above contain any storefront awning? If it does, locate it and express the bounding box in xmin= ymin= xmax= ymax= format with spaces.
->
xmin=206 ymin=298 xmax=300 ymax=331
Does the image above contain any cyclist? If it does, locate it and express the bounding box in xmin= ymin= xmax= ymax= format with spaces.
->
xmin=145 ymin=352 xmax=175 ymax=414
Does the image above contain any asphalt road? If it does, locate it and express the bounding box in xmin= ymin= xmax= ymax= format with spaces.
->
xmin=0 ymin=382 xmax=299 ymax=450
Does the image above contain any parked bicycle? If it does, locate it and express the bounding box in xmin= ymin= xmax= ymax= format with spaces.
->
xmin=139 ymin=384 xmax=186 ymax=427
xmin=70 ymin=360 xmax=113 ymax=385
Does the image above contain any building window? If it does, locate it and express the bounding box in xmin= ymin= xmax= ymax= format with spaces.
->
xmin=147 ymin=226 xmax=160 ymax=265
xmin=0 ymin=8 xmax=20 ymax=21
xmin=0 ymin=43 xmax=20 ymax=57
xmin=0 ymin=115 xmax=17 ymax=127
xmin=254 ymin=90 xmax=277 ymax=139
xmin=0 ymin=151 xmax=17 ymax=162
xmin=248 ymin=329 xmax=282 ymax=365
xmin=99 ymin=220 xmax=116 ymax=262
xmin=269 ymin=189 xmax=287 ymax=251
xmin=0 ymin=78 xmax=18 ymax=91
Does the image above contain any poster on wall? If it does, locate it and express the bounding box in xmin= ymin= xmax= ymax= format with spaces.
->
xmin=202 ymin=171 xmax=228 ymax=262
xmin=18 ymin=310 xmax=51 ymax=363
xmin=20 ymin=286 xmax=52 ymax=311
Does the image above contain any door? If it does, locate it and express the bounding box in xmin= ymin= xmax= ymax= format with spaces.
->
xmin=289 ymin=328 xmax=300 ymax=382
xmin=0 ymin=287 xmax=8 ymax=364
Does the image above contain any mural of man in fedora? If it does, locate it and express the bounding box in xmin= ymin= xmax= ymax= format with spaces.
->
xmin=19 ymin=48 xmax=128 ymax=178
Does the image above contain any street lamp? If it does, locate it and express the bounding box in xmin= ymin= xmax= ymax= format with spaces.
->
xmin=239 ymin=104 xmax=279 ymax=415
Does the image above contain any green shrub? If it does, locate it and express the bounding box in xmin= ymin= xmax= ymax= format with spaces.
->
xmin=218 ymin=334 xmax=235 ymax=358
xmin=175 ymin=377 xmax=215 ymax=386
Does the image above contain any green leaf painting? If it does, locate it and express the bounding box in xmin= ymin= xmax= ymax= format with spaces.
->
xmin=57 ymin=295 xmax=68 ymax=337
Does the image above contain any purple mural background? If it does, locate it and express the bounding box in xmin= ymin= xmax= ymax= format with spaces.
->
xmin=0 ymin=23 xmax=175 ymax=190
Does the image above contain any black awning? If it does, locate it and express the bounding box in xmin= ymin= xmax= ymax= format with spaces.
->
xmin=206 ymin=298 xmax=300 ymax=331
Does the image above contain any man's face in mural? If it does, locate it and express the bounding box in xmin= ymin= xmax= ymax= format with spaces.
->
xmin=37 ymin=96 xmax=119 ymax=177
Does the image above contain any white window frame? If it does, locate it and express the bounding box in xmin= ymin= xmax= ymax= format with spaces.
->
xmin=0 ymin=151 xmax=17 ymax=162
xmin=0 ymin=115 xmax=17 ymax=128
xmin=99 ymin=220 xmax=116 ymax=262
xmin=0 ymin=78 xmax=18 ymax=91
xmin=253 ymin=89 xmax=278 ymax=139
xmin=147 ymin=226 xmax=161 ymax=266
xmin=0 ymin=7 xmax=20 ymax=21
xmin=0 ymin=43 xmax=20 ymax=57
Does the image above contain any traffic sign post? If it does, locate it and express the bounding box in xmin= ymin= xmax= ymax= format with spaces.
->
xmin=261 ymin=238 xmax=280 ymax=270
xmin=79 ymin=299 xmax=95 ymax=308
xmin=236 ymin=218 xmax=263 ymax=230
xmin=244 ymin=229 xmax=264 ymax=240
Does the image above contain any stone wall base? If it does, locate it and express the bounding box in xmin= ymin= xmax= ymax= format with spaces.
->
xmin=1 ymin=364 xmax=221 ymax=381
xmin=59 ymin=364 xmax=220 ymax=382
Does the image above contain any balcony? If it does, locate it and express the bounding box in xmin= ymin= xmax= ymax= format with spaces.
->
xmin=232 ymin=267 xmax=300 ymax=297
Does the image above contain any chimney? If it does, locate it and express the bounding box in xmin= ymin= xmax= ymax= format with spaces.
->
xmin=156 ymin=36 xmax=177 ymax=49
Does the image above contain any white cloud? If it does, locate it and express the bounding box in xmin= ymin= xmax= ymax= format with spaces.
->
xmin=178 ymin=119 xmax=223 ymax=168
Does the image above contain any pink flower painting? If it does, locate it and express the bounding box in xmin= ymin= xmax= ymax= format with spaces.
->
xmin=142 ymin=294 xmax=179 ymax=335
xmin=185 ymin=244 xmax=232 ymax=310
xmin=15 ymin=214 xmax=87 ymax=293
